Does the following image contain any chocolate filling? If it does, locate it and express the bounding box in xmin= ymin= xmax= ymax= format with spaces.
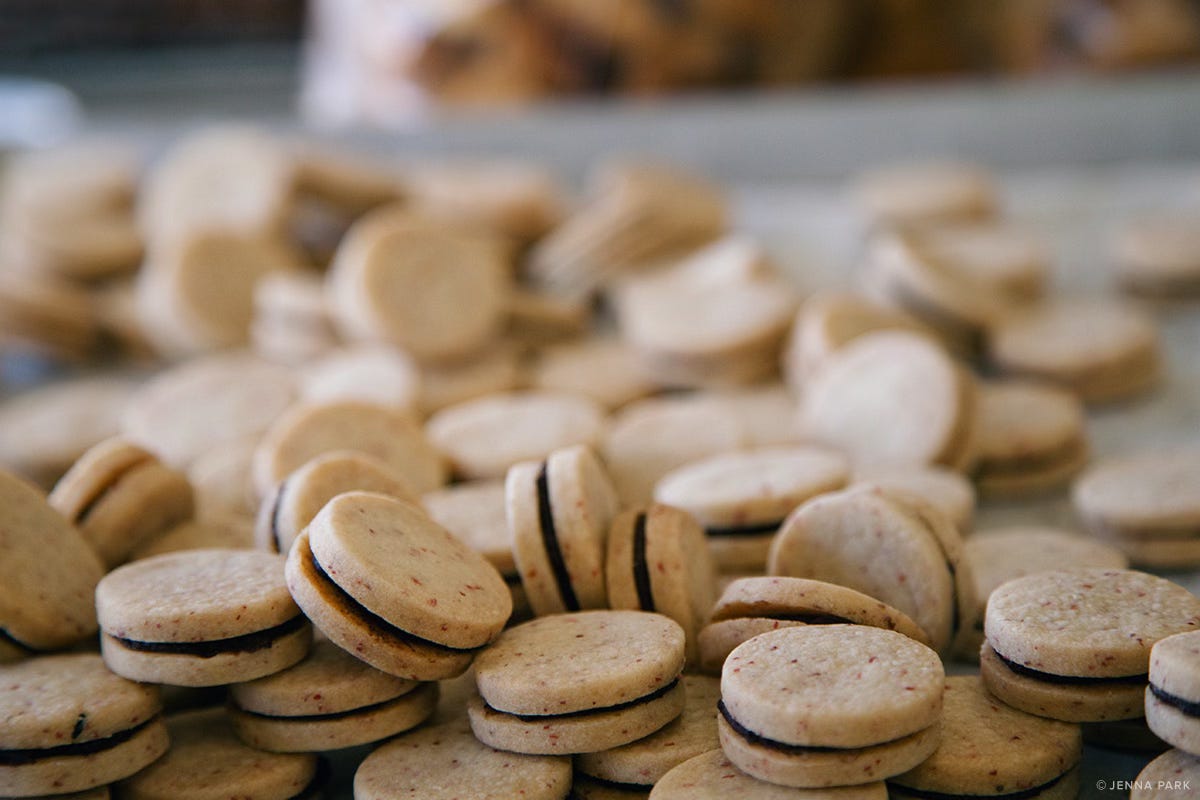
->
xmin=75 ymin=454 xmax=152 ymax=525
xmin=632 ymin=512 xmax=655 ymax=612
xmin=889 ymin=770 xmax=1070 ymax=800
xmin=113 ymin=614 xmax=308 ymax=659
xmin=704 ymin=519 xmax=782 ymax=538
xmin=994 ymin=649 xmax=1148 ymax=686
xmin=536 ymin=462 xmax=580 ymax=611
xmin=747 ymin=612 xmax=855 ymax=625
xmin=308 ymin=551 xmax=476 ymax=654
xmin=0 ymin=627 xmax=37 ymax=655
xmin=576 ymin=773 xmax=653 ymax=793
xmin=1149 ymin=683 xmax=1200 ymax=717
xmin=0 ymin=716 xmax=158 ymax=767
xmin=488 ymin=677 xmax=679 ymax=723
xmin=718 ymin=700 xmax=850 ymax=754
xmin=234 ymin=685 xmax=429 ymax=724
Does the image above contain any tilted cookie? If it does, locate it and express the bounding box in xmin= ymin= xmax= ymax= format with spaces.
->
xmin=298 ymin=345 xmax=421 ymax=411
xmin=416 ymin=342 xmax=523 ymax=415
xmin=853 ymin=160 xmax=997 ymax=227
xmin=130 ymin=516 xmax=255 ymax=561
xmin=529 ymin=338 xmax=657 ymax=410
xmin=1146 ymin=630 xmax=1200 ymax=755
xmin=852 ymin=463 xmax=975 ymax=536
xmin=1114 ymin=214 xmax=1200 ymax=296
xmin=651 ymin=749 xmax=887 ymax=800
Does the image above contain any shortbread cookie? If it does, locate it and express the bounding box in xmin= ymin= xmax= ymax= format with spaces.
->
xmin=417 ymin=343 xmax=524 ymax=415
xmin=711 ymin=385 xmax=801 ymax=448
xmin=298 ymin=345 xmax=421 ymax=412
xmin=130 ymin=516 xmax=256 ymax=561
xmin=852 ymin=463 xmax=975 ymax=535
xmin=853 ymin=161 xmax=997 ymax=226
xmin=697 ymin=618 xmax=809 ymax=676
xmin=1132 ymin=748 xmax=1200 ymax=800
xmin=530 ymin=338 xmax=657 ymax=410
xmin=185 ymin=435 xmax=258 ymax=520
xmin=250 ymin=269 xmax=338 ymax=365
xmin=651 ymin=749 xmax=887 ymax=799
xmin=504 ymin=287 xmax=591 ymax=349
xmin=1114 ymin=214 xmax=1200 ymax=296
xmin=1146 ymin=630 xmax=1200 ymax=754
xmin=905 ymin=221 xmax=1048 ymax=301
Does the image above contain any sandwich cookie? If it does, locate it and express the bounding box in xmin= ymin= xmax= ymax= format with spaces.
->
xmin=229 ymin=639 xmax=438 ymax=753
xmin=115 ymin=708 xmax=321 ymax=800
xmin=902 ymin=221 xmax=1047 ymax=301
xmin=575 ymin=674 xmax=721 ymax=796
xmin=49 ymin=437 xmax=194 ymax=568
xmin=650 ymin=749 xmax=887 ymax=800
xmin=250 ymin=270 xmax=338 ymax=366
xmin=186 ymin=435 xmax=258 ymax=520
xmin=0 ymin=653 xmax=168 ymax=796
xmin=354 ymin=719 xmax=572 ymax=800
xmin=1146 ymin=630 xmax=1200 ymax=754
xmin=1114 ymin=214 xmax=1200 ymax=296
xmin=973 ymin=381 xmax=1089 ymax=498
xmin=605 ymin=504 xmax=716 ymax=666
xmin=1132 ymin=749 xmax=1200 ymax=800
xmin=888 ymin=676 xmax=1081 ymax=800
xmin=286 ymin=491 xmax=510 ymax=680
xmin=255 ymin=450 xmax=419 ymax=555
xmin=653 ymin=447 xmax=849 ymax=573
xmin=851 ymin=464 xmax=975 ymax=536
xmin=470 ymin=610 xmax=686 ymax=755
xmin=718 ymin=625 xmax=944 ymax=788
xmin=853 ymin=161 xmax=997 ymax=227
xmin=507 ymin=445 xmax=619 ymax=616
xmin=697 ymin=619 xmax=808 ymax=677
xmin=298 ymin=345 xmax=421 ymax=412
xmin=503 ymin=287 xmax=591 ymax=350
xmin=530 ymin=338 xmax=658 ymax=410
xmin=252 ymin=400 xmax=446 ymax=497
xmin=96 ymin=549 xmax=311 ymax=686
xmin=0 ymin=470 xmax=104 ymax=661
xmin=427 ymin=391 xmax=606 ymax=481
xmin=1073 ymin=451 xmax=1200 ymax=569
xmin=982 ymin=568 xmax=1200 ymax=722
xmin=130 ymin=516 xmax=256 ymax=561
xmin=801 ymin=331 xmax=978 ymax=472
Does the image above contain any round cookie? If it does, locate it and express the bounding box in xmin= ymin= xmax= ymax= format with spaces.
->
xmin=1146 ymin=630 xmax=1200 ymax=754
xmin=130 ymin=516 xmax=256 ymax=561
xmin=504 ymin=286 xmax=591 ymax=349
xmin=0 ymin=653 xmax=168 ymax=796
xmin=186 ymin=435 xmax=258 ymax=520
xmin=0 ymin=470 xmax=104 ymax=658
xmin=115 ymin=708 xmax=319 ymax=800
xmin=285 ymin=491 xmax=510 ymax=680
xmin=711 ymin=385 xmax=801 ymax=448
xmin=905 ymin=221 xmax=1048 ymax=301
xmin=651 ymin=749 xmax=887 ymax=800
xmin=982 ymin=569 xmax=1200 ymax=722
xmin=427 ymin=391 xmax=606 ymax=481
xmin=252 ymin=399 xmax=446 ymax=497
xmin=853 ymin=161 xmax=997 ymax=227
xmin=417 ymin=343 xmax=523 ymax=415
xmin=888 ymin=676 xmax=1081 ymax=800
xmin=470 ymin=610 xmax=686 ymax=754
xmin=653 ymin=446 xmax=849 ymax=573
xmin=0 ymin=272 xmax=98 ymax=362
xmin=852 ymin=463 xmax=975 ymax=536
xmin=718 ymin=626 xmax=944 ymax=788
xmin=228 ymin=639 xmax=437 ymax=752
xmin=1132 ymin=748 xmax=1200 ymax=800
xmin=697 ymin=618 xmax=809 ymax=677
xmin=354 ymin=719 xmax=572 ymax=800
xmin=801 ymin=331 xmax=978 ymax=471
xmin=529 ymin=338 xmax=657 ymax=410
xmin=49 ymin=437 xmax=195 ymax=568
xmin=298 ymin=345 xmax=421 ymax=412
xmin=96 ymin=549 xmax=311 ymax=687
xmin=1114 ymin=214 xmax=1200 ymax=296
xmin=255 ymin=450 xmax=419 ymax=554
xmin=507 ymin=444 xmax=619 ymax=615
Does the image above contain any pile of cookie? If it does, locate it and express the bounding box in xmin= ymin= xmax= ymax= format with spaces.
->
xmin=1 ymin=128 xmax=1199 ymax=799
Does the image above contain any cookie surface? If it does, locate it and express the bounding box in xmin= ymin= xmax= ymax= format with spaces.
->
xmin=1132 ymin=748 xmax=1200 ymax=800
xmin=852 ymin=463 xmax=975 ymax=535
xmin=650 ymin=749 xmax=887 ymax=800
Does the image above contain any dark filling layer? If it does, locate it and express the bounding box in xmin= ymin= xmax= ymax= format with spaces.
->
xmin=268 ymin=478 xmax=290 ymax=554
xmin=744 ymin=612 xmax=855 ymax=625
xmin=1150 ymin=683 xmax=1200 ymax=717
xmin=489 ymin=677 xmax=679 ymax=723
xmin=0 ymin=716 xmax=158 ymax=767
xmin=75 ymin=454 xmax=152 ymax=525
xmin=536 ymin=462 xmax=579 ymax=611
xmin=995 ymin=650 xmax=1148 ymax=686
xmin=234 ymin=685 xmax=428 ymax=724
xmin=0 ymin=627 xmax=37 ymax=655
xmin=632 ymin=512 xmax=655 ymax=612
xmin=113 ymin=614 xmax=308 ymax=659
xmin=718 ymin=699 xmax=849 ymax=754
xmin=704 ymin=519 xmax=783 ymax=538
xmin=889 ymin=770 xmax=1070 ymax=800
xmin=309 ymin=552 xmax=476 ymax=654
xmin=576 ymin=772 xmax=653 ymax=793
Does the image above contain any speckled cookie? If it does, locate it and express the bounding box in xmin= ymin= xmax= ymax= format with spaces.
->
xmin=298 ymin=345 xmax=422 ymax=412
xmin=982 ymin=569 xmax=1200 ymax=722
xmin=507 ymin=445 xmax=619 ymax=615
xmin=888 ymin=676 xmax=1081 ymax=800
xmin=1146 ymin=630 xmax=1200 ymax=754
xmin=354 ymin=718 xmax=572 ymax=800
xmin=97 ymin=549 xmax=311 ymax=686
xmin=115 ymin=708 xmax=319 ymax=800
xmin=851 ymin=463 xmax=975 ymax=536
xmin=286 ymin=491 xmax=510 ymax=680
xmin=229 ymin=639 xmax=437 ymax=752
xmin=530 ymin=339 xmax=657 ymax=410
xmin=654 ymin=446 xmax=849 ymax=573
xmin=1132 ymin=748 xmax=1200 ymax=800
xmin=252 ymin=400 xmax=446 ymax=497
xmin=696 ymin=618 xmax=810 ymax=677
xmin=1114 ymin=214 xmax=1200 ymax=296
xmin=129 ymin=516 xmax=255 ymax=562
xmin=0 ymin=653 xmax=168 ymax=796
xmin=650 ymin=749 xmax=888 ymax=800
xmin=470 ymin=610 xmax=686 ymax=754
xmin=255 ymin=450 xmax=419 ymax=554
xmin=605 ymin=505 xmax=716 ymax=667
xmin=427 ymin=391 xmax=606 ymax=481
xmin=0 ymin=470 xmax=104 ymax=660
xmin=718 ymin=626 xmax=944 ymax=787
xmin=49 ymin=437 xmax=195 ymax=568
xmin=853 ymin=161 xmax=997 ymax=227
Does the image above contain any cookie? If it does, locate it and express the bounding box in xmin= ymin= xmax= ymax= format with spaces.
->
xmin=185 ymin=435 xmax=258 ymax=520
xmin=285 ymin=491 xmax=510 ymax=680
xmin=507 ymin=444 xmax=619 ymax=615
xmin=530 ymin=338 xmax=657 ymax=410
xmin=1146 ymin=630 xmax=1200 ymax=754
xmin=711 ymin=386 xmax=802 ymax=448
xmin=130 ymin=516 xmax=256 ymax=561
xmin=718 ymin=626 xmax=944 ymax=787
xmin=981 ymin=568 xmax=1200 ymax=722
xmin=0 ymin=653 xmax=167 ymax=797
xmin=605 ymin=505 xmax=716 ymax=666
xmin=654 ymin=446 xmax=849 ymax=573
xmin=801 ymin=331 xmax=978 ymax=471
xmin=114 ymin=708 xmax=320 ymax=800
xmin=0 ymin=470 xmax=104 ymax=659
xmin=903 ymin=221 xmax=1048 ymax=301
xmin=252 ymin=399 xmax=446 ymax=497
xmin=1132 ymin=748 xmax=1200 ymax=800
xmin=504 ymin=287 xmax=591 ymax=349
xmin=888 ymin=676 xmax=1081 ymax=800
xmin=470 ymin=610 xmax=686 ymax=754
xmin=354 ymin=718 xmax=572 ymax=800
xmin=853 ymin=161 xmax=997 ymax=227
xmin=986 ymin=298 xmax=1162 ymax=403
xmin=650 ymin=749 xmax=887 ymax=799
xmin=228 ymin=639 xmax=437 ymax=752
xmin=697 ymin=618 xmax=809 ymax=677
xmin=298 ymin=345 xmax=421 ymax=412
xmin=0 ymin=272 xmax=99 ymax=362
xmin=96 ymin=549 xmax=311 ymax=686
xmin=49 ymin=437 xmax=195 ymax=568
xmin=1114 ymin=214 xmax=1200 ymax=296
xmin=851 ymin=463 xmax=975 ymax=536
xmin=250 ymin=269 xmax=337 ymax=367
xmin=427 ymin=391 xmax=606 ymax=481
xmin=417 ymin=342 xmax=523 ymax=415
xmin=255 ymin=449 xmax=420 ymax=555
